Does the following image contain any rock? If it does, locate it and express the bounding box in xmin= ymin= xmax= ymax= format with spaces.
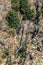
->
xmin=37 ymin=46 xmax=42 ymax=52
xmin=41 ymin=40 xmax=43 ymax=46
xmin=1 ymin=63 xmax=6 ymax=65
xmin=29 ymin=53 xmax=34 ymax=60
xmin=32 ymin=46 xmax=37 ymax=50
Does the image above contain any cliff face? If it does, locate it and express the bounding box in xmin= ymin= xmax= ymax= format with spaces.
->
xmin=0 ymin=0 xmax=43 ymax=65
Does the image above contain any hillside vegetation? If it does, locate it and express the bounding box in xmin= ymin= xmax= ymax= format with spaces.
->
xmin=0 ymin=0 xmax=43 ymax=65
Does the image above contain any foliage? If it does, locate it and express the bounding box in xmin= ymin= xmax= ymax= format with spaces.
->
xmin=19 ymin=0 xmax=34 ymax=20
xmin=6 ymin=10 xmax=20 ymax=30
xmin=11 ymin=0 xmax=20 ymax=11
xmin=19 ymin=0 xmax=29 ymax=14
xmin=22 ymin=14 xmax=27 ymax=20
xmin=2 ymin=48 xmax=9 ymax=58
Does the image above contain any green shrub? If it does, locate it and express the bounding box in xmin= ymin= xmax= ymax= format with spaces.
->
xmin=19 ymin=0 xmax=29 ymax=14
xmin=2 ymin=49 xmax=9 ymax=58
xmin=11 ymin=0 xmax=20 ymax=11
xmin=6 ymin=10 xmax=20 ymax=30
xmin=23 ymin=14 xmax=27 ymax=20
xmin=19 ymin=0 xmax=34 ymax=20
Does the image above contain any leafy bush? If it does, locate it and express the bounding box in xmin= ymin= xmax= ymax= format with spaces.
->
xmin=19 ymin=0 xmax=29 ymax=14
xmin=11 ymin=0 xmax=20 ymax=11
xmin=22 ymin=14 xmax=27 ymax=20
xmin=6 ymin=10 xmax=20 ymax=30
xmin=19 ymin=0 xmax=34 ymax=20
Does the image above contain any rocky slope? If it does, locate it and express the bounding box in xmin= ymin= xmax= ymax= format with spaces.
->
xmin=0 ymin=0 xmax=43 ymax=65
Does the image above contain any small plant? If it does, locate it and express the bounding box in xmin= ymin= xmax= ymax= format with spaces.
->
xmin=2 ymin=48 xmax=9 ymax=58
